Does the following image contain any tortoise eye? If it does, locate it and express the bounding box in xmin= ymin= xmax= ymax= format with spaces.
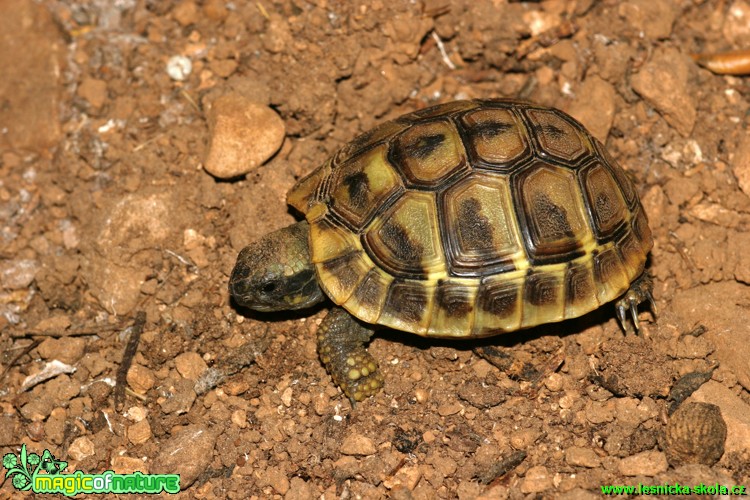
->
xmin=261 ymin=281 xmax=277 ymax=294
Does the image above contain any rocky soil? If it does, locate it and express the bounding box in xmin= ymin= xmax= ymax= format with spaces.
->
xmin=2 ymin=0 xmax=750 ymax=497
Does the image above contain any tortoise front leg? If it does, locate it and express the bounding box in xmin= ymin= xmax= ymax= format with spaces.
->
xmin=317 ymin=307 xmax=384 ymax=403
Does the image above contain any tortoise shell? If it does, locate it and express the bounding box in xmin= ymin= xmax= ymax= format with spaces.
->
xmin=287 ymin=99 xmax=652 ymax=338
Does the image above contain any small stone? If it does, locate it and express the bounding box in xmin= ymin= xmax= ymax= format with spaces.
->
xmin=126 ymin=406 xmax=147 ymax=422
xmin=544 ymin=373 xmax=564 ymax=392
xmin=631 ymin=47 xmax=696 ymax=137
xmin=340 ymin=433 xmax=377 ymax=456
xmin=520 ymin=465 xmax=553 ymax=493
xmin=158 ymin=378 xmax=196 ymax=414
xmin=724 ymin=0 xmax=750 ymax=46
xmin=383 ymin=465 xmax=422 ymax=490
xmin=152 ymin=424 xmax=218 ymax=488
xmin=68 ymin=436 xmax=95 ymax=461
xmin=127 ymin=364 xmax=155 ymax=394
xmin=33 ymin=314 xmax=71 ymax=333
xmin=203 ymin=0 xmax=228 ymax=21
xmin=112 ymin=456 xmax=149 ymax=475
xmin=127 ymin=419 xmax=152 ymax=445
xmin=732 ymin=130 xmax=750 ymax=198
xmin=565 ymin=446 xmax=601 ymax=468
xmin=26 ymin=421 xmax=45 ymax=442
xmin=174 ymin=352 xmax=207 ymax=380
xmin=618 ymin=450 xmax=668 ymax=476
xmin=567 ymin=75 xmax=616 ymax=142
xmin=585 ymin=400 xmax=616 ymax=424
xmin=204 ymin=92 xmax=286 ymax=178
xmin=0 ymin=259 xmax=39 ymax=290
xmin=280 ymin=387 xmax=293 ymax=407
xmin=285 ymin=477 xmax=314 ymax=500
xmin=37 ymin=337 xmax=85 ymax=365
xmin=77 ymin=77 xmax=107 ymax=108
xmin=618 ymin=0 xmax=677 ymax=39
xmin=665 ymin=402 xmax=726 ymax=466
xmin=172 ymin=0 xmax=198 ymax=26
xmin=264 ymin=467 xmax=290 ymax=495
xmin=510 ymin=429 xmax=540 ymax=450
xmin=437 ymin=402 xmax=463 ymax=416
xmin=231 ymin=409 xmax=247 ymax=428
xmin=222 ymin=378 xmax=250 ymax=396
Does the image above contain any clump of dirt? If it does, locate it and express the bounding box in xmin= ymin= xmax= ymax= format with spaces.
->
xmin=2 ymin=0 xmax=750 ymax=496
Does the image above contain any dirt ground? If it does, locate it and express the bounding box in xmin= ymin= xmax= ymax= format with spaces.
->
xmin=2 ymin=0 xmax=750 ymax=497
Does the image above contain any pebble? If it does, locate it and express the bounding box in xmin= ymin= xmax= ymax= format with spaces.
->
xmin=618 ymin=450 xmax=668 ymax=476
xmin=152 ymin=424 xmax=218 ymax=488
xmin=510 ymin=428 xmax=540 ymax=449
xmin=33 ymin=314 xmax=71 ymax=333
xmin=732 ymin=131 xmax=750 ymax=198
xmin=383 ymin=465 xmax=422 ymax=490
xmin=340 ymin=433 xmax=377 ymax=456
xmin=564 ymin=446 xmax=601 ymax=468
xmin=0 ymin=258 xmax=39 ymax=290
xmin=127 ymin=418 xmax=152 ymax=445
xmin=520 ymin=465 xmax=553 ymax=493
xmin=83 ymin=190 xmax=176 ymax=315
xmin=77 ymin=77 xmax=107 ymax=109
xmin=204 ymin=92 xmax=286 ymax=179
xmin=618 ymin=0 xmax=677 ymax=39
xmin=174 ymin=352 xmax=207 ymax=380
xmin=262 ymin=467 xmax=290 ymax=495
xmin=37 ymin=337 xmax=85 ymax=365
xmin=544 ymin=372 xmax=564 ymax=392
xmin=126 ymin=364 xmax=155 ymax=394
xmin=231 ymin=409 xmax=247 ymax=428
xmin=158 ymin=378 xmax=197 ymax=414
xmin=631 ymin=47 xmax=696 ymax=137
xmin=112 ymin=456 xmax=149 ymax=475
xmin=723 ymin=0 xmax=750 ymax=46
xmin=68 ymin=436 xmax=95 ymax=461
xmin=437 ymin=401 xmax=463 ymax=416
xmin=585 ymin=400 xmax=616 ymax=424
xmin=172 ymin=0 xmax=198 ymax=26
xmin=671 ymin=283 xmax=750 ymax=391
xmin=568 ymin=75 xmax=615 ymax=142
xmin=284 ymin=477 xmax=314 ymax=500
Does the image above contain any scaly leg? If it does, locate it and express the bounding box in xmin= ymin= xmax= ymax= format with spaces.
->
xmin=616 ymin=272 xmax=657 ymax=332
xmin=317 ymin=307 xmax=384 ymax=403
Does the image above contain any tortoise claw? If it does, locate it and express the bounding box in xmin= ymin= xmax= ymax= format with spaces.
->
xmin=615 ymin=272 xmax=655 ymax=333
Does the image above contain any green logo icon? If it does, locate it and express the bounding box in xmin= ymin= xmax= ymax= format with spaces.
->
xmin=2 ymin=445 xmax=67 ymax=490
xmin=3 ymin=444 xmax=180 ymax=496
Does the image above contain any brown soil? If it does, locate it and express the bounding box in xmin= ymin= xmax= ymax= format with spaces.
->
xmin=2 ymin=0 xmax=750 ymax=497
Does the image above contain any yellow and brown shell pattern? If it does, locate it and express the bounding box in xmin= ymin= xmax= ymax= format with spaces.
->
xmin=288 ymin=99 xmax=652 ymax=338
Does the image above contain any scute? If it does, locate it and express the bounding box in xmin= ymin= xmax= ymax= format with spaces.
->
xmin=329 ymin=145 xmax=404 ymax=230
xmin=515 ymin=162 xmax=594 ymax=263
xmin=390 ymin=120 xmax=468 ymax=188
xmin=294 ymin=99 xmax=652 ymax=337
xmin=461 ymin=107 xmax=530 ymax=168
xmin=364 ymin=191 xmax=445 ymax=278
xmin=442 ymin=173 xmax=525 ymax=276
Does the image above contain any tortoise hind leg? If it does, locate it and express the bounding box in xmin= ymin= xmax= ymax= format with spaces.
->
xmin=317 ymin=307 xmax=384 ymax=403
xmin=616 ymin=272 xmax=657 ymax=332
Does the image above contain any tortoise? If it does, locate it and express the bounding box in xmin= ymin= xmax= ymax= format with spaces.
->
xmin=229 ymin=99 xmax=654 ymax=402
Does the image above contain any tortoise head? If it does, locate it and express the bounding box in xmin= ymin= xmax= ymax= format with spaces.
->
xmin=229 ymin=221 xmax=326 ymax=312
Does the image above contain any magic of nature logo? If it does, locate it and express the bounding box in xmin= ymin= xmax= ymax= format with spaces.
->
xmin=3 ymin=444 xmax=180 ymax=496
